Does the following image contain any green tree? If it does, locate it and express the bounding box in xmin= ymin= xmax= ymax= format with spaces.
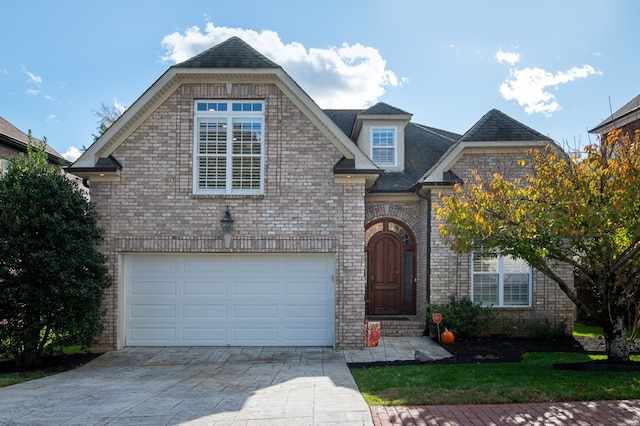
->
xmin=0 ymin=133 xmax=111 ymax=366
xmin=436 ymin=129 xmax=640 ymax=362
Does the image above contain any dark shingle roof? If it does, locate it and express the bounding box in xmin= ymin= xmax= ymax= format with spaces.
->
xmin=459 ymin=109 xmax=550 ymax=142
xmin=361 ymin=102 xmax=411 ymax=116
xmin=324 ymin=109 xmax=459 ymax=191
xmin=173 ymin=36 xmax=280 ymax=69
xmin=0 ymin=116 xmax=70 ymax=165
xmin=590 ymin=93 xmax=640 ymax=133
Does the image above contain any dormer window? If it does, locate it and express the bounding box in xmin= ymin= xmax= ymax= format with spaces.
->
xmin=371 ymin=127 xmax=396 ymax=167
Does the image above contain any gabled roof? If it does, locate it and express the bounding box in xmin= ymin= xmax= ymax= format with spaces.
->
xmin=324 ymin=108 xmax=459 ymax=191
xmin=361 ymin=102 xmax=411 ymax=116
xmin=174 ymin=36 xmax=279 ymax=69
xmin=459 ymin=109 xmax=549 ymax=142
xmin=70 ymin=37 xmax=378 ymax=181
xmin=419 ymin=109 xmax=552 ymax=185
xmin=590 ymin=93 xmax=640 ymax=134
xmin=0 ymin=116 xmax=70 ymax=165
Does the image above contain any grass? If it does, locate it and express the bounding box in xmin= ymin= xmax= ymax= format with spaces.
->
xmin=0 ymin=345 xmax=84 ymax=388
xmin=573 ymin=322 xmax=605 ymax=338
xmin=351 ymin=352 xmax=640 ymax=405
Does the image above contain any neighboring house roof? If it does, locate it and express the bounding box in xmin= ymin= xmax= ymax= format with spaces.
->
xmin=324 ymin=108 xmax=460 ymax=192
xmin=0 ymin=116 xmax=70 ymax=166
xmin=69 ymin=36 xmax=379 ymax=183
xmin=459 ymin=109 xmax=550 ymax=142
xmin=419 ymin=109 xmax=553 ymax=185
xmin=589 ymin=93 xmax=640 ymax=134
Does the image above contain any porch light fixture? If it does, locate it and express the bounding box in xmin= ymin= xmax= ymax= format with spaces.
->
xmin=220 ymin=206 xmax=234 ymax=248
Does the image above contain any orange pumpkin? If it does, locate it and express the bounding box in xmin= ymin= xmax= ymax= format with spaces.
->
xmin=441 ymin=329 xmax=455 ymax=345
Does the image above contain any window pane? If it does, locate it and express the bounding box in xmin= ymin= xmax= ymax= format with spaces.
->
xmin=388 ymin=222 xmax=413 ymax=245
xmin=503 ymin=255 xmax=529 ymax=273
xmin=372 ymin=147 xmax=395 ymax=165
xmin=372 ymin=128 xmax=395 ymax=147
xmin=473 ymin=274 xmax=498 ymax=305
xmin=231 ymin=157 xmax=261 ymax=190
xmin=232 ymin=119 xmax=262 ymax=155
xmin=198 ymin=119 xmax=227 ymax=154
xmin=197 ymin=157 xmax=226 ymax=190
xmin=404 ymin=251 xmax=413 ymax=307
xmin=504 ymin=274 xmax=530 ymax=306
xmin=473 ymin=253 xmax=498 ymax=272
xmin=365 ymin=223 xmax=384 ymax=244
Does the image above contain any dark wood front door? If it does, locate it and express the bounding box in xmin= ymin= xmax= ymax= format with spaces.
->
xmin=368 ymin=232 xmax=404 ymax=315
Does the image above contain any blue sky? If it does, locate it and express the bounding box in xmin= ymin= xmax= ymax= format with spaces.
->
xmin=1 ymin=1 xmax=638 ymax=161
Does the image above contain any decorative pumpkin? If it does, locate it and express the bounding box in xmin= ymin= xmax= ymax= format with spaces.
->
xmin=441 ymin=329 xmax=455 ymax=345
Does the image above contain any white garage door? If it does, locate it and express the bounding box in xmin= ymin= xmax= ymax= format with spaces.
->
xmin=124 ymin=254 xmax=335 ymax=346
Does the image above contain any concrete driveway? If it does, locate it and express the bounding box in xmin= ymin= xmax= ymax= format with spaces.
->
xmin=0 ymin=346 xmax=373 ymax=425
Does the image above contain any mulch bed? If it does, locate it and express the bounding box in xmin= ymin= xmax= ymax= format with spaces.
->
xmin=0 ymin=352 xmax=102 ymax=375
xmin=433 ymin=335 xmax=640 ymax=371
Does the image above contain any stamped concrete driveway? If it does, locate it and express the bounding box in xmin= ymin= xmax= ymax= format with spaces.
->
xmin=0 ymin=346 xmax=373 ymax=425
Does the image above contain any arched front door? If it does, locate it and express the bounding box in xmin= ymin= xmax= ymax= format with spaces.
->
xmin=366 ymin=219 xmax=416 ymax=316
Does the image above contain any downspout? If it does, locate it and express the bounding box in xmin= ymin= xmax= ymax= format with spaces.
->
xmin=415 ymin=185 xmax=431 ymax=336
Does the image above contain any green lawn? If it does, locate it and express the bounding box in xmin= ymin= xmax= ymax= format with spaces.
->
xmin=351 ymin=352 xmax=640 ymax=405
xmin=0 ymin=346 xmax=85 ymax=388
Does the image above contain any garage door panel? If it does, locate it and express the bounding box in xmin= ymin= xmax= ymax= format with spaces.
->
xmin=284 ymin=280 xmax=332 ymax=296
xmin=284 ymin=305 xmax=331 ymax=319
xmin=183 ymin=259 xmax=231 ymax=275
xmin=130 ymin=304 xmax=175 ymax=319
xmin=182 ymin=304 xmax=226 ymax=319
xmin=130 ymin=328 xmax=175 ymax=343
xmin=182 ymin=280 xmax=228 ymax=295
xmin=233 ymin=327 xmax=278 ymax=345
xmin=125 ymin=254 xmax=334 ymax=346
xmin=233 ymin=305 xmax=278 ymax=319
xmin=130 ymin=259 xmax=178 ymax=275
xmin=130 ymin=280 xmax=177 ymax=295
xmin=182 ymin=328 xmax=226 ymax=343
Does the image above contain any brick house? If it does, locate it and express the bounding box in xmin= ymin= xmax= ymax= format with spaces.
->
xmin=590 ymin=93 xmax=640 ymax=138
xmin=69 ymin=37 xmax=574 ymax=350
xmin=0 ymin=116 xmax=71 ymax=173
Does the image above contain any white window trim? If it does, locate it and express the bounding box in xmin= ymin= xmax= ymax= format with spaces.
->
xmin=471 ymin=252 xmax=533 ymax=307
xmin=370 ymin=127 xmax=397 ymax=167
xmin=192 ymin=100 xmax=265 ymax=195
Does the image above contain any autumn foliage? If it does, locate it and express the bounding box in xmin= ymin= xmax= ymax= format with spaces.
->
xmin=436 ymin=129 xmax=640 ymax=361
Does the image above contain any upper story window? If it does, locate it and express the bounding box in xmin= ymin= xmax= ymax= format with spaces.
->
xmin=472 ymin=250 xmax=532 ymax=307
xmin=193 ymin=100 xmax=264 ymax=195
xmin=371 ymin=127 xmax=396 ymax=167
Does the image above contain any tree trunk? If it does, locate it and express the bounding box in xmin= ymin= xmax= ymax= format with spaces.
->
xmin=603 ymin=315 xmax=630 ymax=362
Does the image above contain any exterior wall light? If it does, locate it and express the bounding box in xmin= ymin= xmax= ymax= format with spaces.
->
xmin=220 ymin=206 xmax=234 ymax=248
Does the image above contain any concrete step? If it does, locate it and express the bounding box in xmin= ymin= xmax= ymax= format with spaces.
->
xmin=365 ymin=316 xmax=426 ymax=337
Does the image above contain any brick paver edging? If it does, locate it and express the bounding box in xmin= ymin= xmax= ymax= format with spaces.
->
xmin=371 ymin=400 xmax=640 ymax=425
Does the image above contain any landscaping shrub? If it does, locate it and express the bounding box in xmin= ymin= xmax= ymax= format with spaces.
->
xmin=427 ymin=295 xmax=495 ymax=338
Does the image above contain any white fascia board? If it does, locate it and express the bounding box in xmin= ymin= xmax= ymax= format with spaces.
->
xmin=420 ymin=139 xmax=548 ymax=183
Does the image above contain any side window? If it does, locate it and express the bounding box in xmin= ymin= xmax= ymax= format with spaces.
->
xmin=0 ymin=158 xmax=8 ymax=176
xmin=472 ymin=250 xmax=532 ymax=307
xmin=371 ymin=127 xmax=396 ymax=167
xmin=193 ymin=101 xmax=264 ymax=195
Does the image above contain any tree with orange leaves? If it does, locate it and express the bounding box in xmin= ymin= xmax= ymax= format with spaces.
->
xmin=437 ymin=129 xmax=640 ymax=362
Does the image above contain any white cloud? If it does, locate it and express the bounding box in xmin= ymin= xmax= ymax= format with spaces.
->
xmin=26 ymin=88 xmax=40 ymax=96
xmin=495 ymin=50 xmax=521 ymax=66
xmin=498 ymin=64 xmax=601 ymax=116
xmin=160 ymin=23 xmax=404 ymax=108
xmin=62 ymin=146 xmax=82 ymax=162
xmin=46 ymin=114 xmax=57 ymax=122
xmin=21 ymin=65 xmax=42 ymax=85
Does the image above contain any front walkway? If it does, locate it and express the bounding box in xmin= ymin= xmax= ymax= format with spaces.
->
xmin=371 ymin=400 xmax=640 ymax=425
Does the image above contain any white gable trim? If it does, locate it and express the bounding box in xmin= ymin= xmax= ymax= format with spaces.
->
xmin=72 ymin=67 xmax=377 ymax=171
xmin=420 ymin=139 xmax=549 ymax=183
